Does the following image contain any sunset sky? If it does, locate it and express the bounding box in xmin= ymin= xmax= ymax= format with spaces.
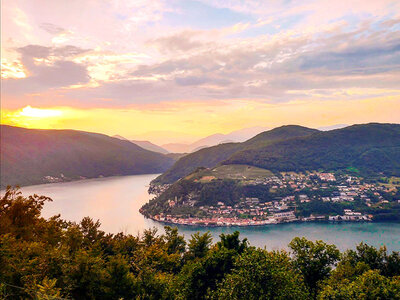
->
xmin=1 ymin=0 xmax=400 ymax=144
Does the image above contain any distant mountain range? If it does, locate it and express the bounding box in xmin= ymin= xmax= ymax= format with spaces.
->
xmin=1 ymin=126 xmax=174 ymax=188
xmin=161 ymin=126 xmax=270 ymax=153
xmin=154 ymin=123 xmax=400 ymax=185
xmin=113 ymin=135 xmax=169 ymax=154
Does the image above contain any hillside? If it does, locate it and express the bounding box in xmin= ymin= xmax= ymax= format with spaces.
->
xmin=0 ymin=125 xmax=174 ymax=188
xmin=154 ymin=125 xmax=318 ymax=184
xmin=225 ymin=123 xmax=400 ymax=176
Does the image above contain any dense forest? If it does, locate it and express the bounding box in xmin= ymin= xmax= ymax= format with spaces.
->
xmin=1 ymin=188 xmax=400 ymax=299
xmin=0 ymin=125 xmax=174 ymax=189
xmin=225 ymin=123 xmax=400 ymax=176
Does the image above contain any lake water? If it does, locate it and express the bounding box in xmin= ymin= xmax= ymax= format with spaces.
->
xmin=8 ymin=174 xmax=400 ymax=252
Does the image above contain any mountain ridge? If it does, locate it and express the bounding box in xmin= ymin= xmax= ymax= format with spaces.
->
xmin=1 ymin=125 xmax=174 ymax=188
xmin=224 ymin=123 xmax=400 ymax=175
xmin=154 ymin=125 xmax=319 ymax=184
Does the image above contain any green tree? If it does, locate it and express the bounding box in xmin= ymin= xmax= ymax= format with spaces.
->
xmin=178 ymin=231 xmax=247 ymax=299
xmin=289 ymin=237 xmax=340 ymax=297
xmin=164 ymin=226 xmax=186 ymax=255
xmin=187 ymin=231 xmax=213 ymax=259
xmin=0 ymin=187 xmax=52 ymax=240
xmin=213 ymin=248 xmax=310 ymax=299
xmin=217 ymin=231 xmax=248 ymax=253
xmin=319 ymin=270 xmax=400 ymax=299
xmin=104 ymin=254 xmax=136 ymax=299
xmin=342 ymin=243 xmax=400 ymax=277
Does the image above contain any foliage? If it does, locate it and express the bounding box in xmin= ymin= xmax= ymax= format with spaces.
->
xmin=213 ymin=248 xmax=310 ymax=299
xmin=289 ymin=237 xmax=341 ymax=296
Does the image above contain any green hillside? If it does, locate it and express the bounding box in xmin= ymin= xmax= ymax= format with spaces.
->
xmin=154 ymin=125 xmax=318 ymax=184
xmin=0 ymin=125 xmax=174 ymax=188
xmin=225 ymin=123 xmax=400 ymax=176
xmin=184 ymin=164 xmax=274 ymax=182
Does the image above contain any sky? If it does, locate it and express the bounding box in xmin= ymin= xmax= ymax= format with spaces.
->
xmin=1 ymin=0 xmax=400 ymax=144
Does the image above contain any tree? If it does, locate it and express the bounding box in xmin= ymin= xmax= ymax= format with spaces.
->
xmin=187 ymin=231 xmax=213 ymax=259
xmin=164 ymin=226 xmax=186 ymax=255
xmin=104 ymin=254 xmax=136 ymax=299
xmin=289 ymin=237 xmax=340 ymax=297
xmin=217 ymin=231 xmax=248 ymax=253
xmin=213 ymin=248 xmax=310 ymax=299
xmin=0 ymin=187 xmax=52 ymax=240
xmin=319 ymin=270 xmax=400 ymax=299
xmin=342 ymin=243 xmax=400 ymax=277
xmin=178 ymin=232 xmax=248 ymax=299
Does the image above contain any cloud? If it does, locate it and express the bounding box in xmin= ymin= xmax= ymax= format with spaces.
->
xmin=148 ymin=31 xmax=206 ymax=53
xmin=2 ymin=0 xmax=400 ymax=110
xmin=39 ymin=23 xmax=66 ymax=35
xmin=2 ymin=45 xmax=91 ymax=95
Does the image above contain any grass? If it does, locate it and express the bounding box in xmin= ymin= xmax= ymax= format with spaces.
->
xmin=346 ymin=166 xmax=360 ymax=173
xmin=186 ymin=164 xmax=274 ymax=183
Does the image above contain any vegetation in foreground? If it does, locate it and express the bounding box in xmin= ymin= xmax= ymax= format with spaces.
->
xmin=1 ymin=188 xmax=400 ymax=299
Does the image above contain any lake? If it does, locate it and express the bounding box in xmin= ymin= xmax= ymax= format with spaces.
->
xmin=9 ymin=174 xmax=400 ymax=252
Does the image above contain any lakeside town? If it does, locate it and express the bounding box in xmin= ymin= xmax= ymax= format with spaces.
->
xmin=143 ymin=171 xmax=400 ymax=226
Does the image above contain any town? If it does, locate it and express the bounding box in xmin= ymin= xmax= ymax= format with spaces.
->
xmin=144 ymin=171 xmax=400 ymax=226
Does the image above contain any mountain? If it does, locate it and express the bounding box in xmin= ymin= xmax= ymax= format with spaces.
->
xmin=130 ymin=140 xmax=169 ymax=154
xmin=161 ymin=143 xmax=192 ymax=153
xmin=161 ymin=126 xmax=270 ymax=153
xmin=113 ymin=135 xmax=169 ymax=154
xmin=224 ymin=123 xmax=400 ymax=176
xmin=1 ymin=125 xmax=174 ymax=188
xmin=154 ymin=125 xmax=318 ymax=184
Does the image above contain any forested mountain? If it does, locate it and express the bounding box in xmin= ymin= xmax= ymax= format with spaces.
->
xmin=0 ymin=125 xmax=174 ymax=188
xmin=225 ymin=123 xmax=400 ymax=176
xmin=154 ymin=125 xmax=319 ymax=184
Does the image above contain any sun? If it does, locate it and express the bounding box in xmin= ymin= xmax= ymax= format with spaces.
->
xmin=0 ymin=106 xmax=67 ymax=129
xmin=18 ymin=106 xmax=63 ymax=118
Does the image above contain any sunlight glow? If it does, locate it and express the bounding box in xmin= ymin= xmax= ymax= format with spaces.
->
xmin=19 ymin=106 xmax=63 ymax=118
xmin=1 ymin=96 xmax=399 ymax=144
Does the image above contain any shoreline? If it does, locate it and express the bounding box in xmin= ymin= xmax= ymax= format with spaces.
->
xmin=142 ymin=214 xmax=375 ymax=228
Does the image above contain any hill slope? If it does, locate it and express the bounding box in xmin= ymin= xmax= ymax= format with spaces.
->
xmin=224 ymin=123 xmax=400 ymax=175
xmin=1 ymin=125 xmax=174 ymax=188
xmin=154 ymin=125 xmax=318 ymax=184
